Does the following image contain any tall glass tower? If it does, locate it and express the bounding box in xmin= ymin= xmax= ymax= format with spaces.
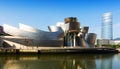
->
xmin=101 ymin=12 xmax=113 ymax=40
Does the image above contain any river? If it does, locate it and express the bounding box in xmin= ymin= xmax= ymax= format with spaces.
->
xmin=0 ymin=53 xmax=120 ymax=69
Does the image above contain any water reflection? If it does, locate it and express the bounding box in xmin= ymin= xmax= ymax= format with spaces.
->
xmin=0 ymin=53 xmax=120 ymax=69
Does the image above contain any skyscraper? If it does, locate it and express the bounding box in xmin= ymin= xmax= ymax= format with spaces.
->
xmin=101 ymin=12 xmax=113 ymax=40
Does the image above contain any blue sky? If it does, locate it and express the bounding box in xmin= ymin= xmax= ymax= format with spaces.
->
xmin=0 ymin=0 xmax=120 ymax=39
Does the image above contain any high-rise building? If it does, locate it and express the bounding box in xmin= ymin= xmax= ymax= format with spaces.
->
xmin=101 ymin=12 xmax=113 ymax=40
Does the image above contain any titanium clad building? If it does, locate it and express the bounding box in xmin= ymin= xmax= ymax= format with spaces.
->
xmin=101 ymin=12 xmax=113 ymax=40
xmin=2 ymin=23 xmax=64 ymax=48
xmin=0 ymin=17 xmax=97 ymax=49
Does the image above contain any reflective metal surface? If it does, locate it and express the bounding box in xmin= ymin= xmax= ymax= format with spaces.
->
xmin=3 ymin=24 xmax=64 ymax=47
xmin=2 ymin=17 xmax=97 ymax=48
xmin=86 ymin=33 xmax=97 ymax=47
xmin=3 ymin=24 xmax=63 ymax=40
xmin=48 ymin=26 xmax=63 ymax=32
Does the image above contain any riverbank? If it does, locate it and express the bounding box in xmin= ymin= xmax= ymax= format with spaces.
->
xmin=0 ymin=47 xmax=118 ymax=54
xmin=117 ymin=48 xmax=120 ymax=53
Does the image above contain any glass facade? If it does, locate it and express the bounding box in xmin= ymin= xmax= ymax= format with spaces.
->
xmin=101 ymin=12 xmax=113 ymax=40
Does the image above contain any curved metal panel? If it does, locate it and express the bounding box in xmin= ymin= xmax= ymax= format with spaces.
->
xmin=3 ymin=24 xmax=63 ymax=40
xmin=48 ymin=26 xmax=63 ymax=32
xmin=19 ymin=23 xmax=64 ymax=40
xmin=3 ymin=24 xmax=35 ymax=38
xmin=86 ymin=33 xmax=97 ymax=47
xmin=19 ymin=23 xmax=40 ymax=33
xmin=56 ymin=22 xmax=69 ymax=32
xmin=3 ymin=24 xmax=64 ymax=47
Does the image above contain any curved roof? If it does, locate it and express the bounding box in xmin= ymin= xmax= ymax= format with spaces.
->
xmin=3 ymin=24 xmax=63 ymax=40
